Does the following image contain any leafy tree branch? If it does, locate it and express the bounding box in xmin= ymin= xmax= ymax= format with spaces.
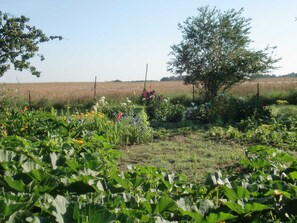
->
xmin=0 ymin=11 xmax=62 ymax=77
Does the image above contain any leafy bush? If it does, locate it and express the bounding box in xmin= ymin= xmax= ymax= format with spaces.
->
xmin=208 ymin=115 xmax=297 ymax=150
xmin=166 ymin=104 xmax=185 ymax=123
xmin=169 ymin=94 xmax=193 ymax=106
xmin=141 ymin=90 xmax=171 ymax=121
xmin=259 ymin=90 xmax=297 ymax=106
xmin=186 ymin=94 xmax=271 ymax=124
xmin=117 ymin=108 xmax=153 ymax=145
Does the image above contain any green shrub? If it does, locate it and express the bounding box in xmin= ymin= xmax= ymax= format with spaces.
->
xmin=117 ymin=108 xmax=153 ymax=145
xmin=186 ymin=94 xmax=271 ymax=124
xmin=166 ymin=104 xmax=185 ymax=123
xmin=141 ymin=90 xmax=170 ymax=121
xmin=169 ymin=94 xmax=193 ymax=106
xmin=90 ymin=97 xmax=153 ymax=145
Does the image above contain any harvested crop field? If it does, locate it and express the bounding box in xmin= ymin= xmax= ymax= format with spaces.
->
xmin=1 ymin=77 xmax=297 ymax=104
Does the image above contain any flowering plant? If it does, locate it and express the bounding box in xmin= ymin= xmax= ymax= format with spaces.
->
xmin=89 ymin=96 xmax=153 ymax=145
xmin=141 ymin=90 xmax=170 ymax=121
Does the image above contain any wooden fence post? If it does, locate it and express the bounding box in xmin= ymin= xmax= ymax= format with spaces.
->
xmin=256 ymin=83 xmax=260 ymax=99
xmin=28 ymin=90 xmax=31 ymax=107
xmin=143 ymin=64 xmax=148 ymax=92
xmin=94 ymin=76 xmax=97 ymax=100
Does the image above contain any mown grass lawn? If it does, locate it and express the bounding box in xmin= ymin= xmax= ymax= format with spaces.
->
xmin=119 ymin=130 xmax=245 ymax=184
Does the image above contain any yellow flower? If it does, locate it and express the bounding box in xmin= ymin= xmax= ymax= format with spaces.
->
xmin=97 ymin=113 xmax=105 ymax=119
xmin=76 ymin=139 xmax=84 ymax=145
xmin=273 ymin=190 xmax=283 ymax=197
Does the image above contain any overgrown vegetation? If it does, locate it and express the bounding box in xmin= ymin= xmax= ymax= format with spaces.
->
xmin=1 ymin=89 xmax=297 ymax=222
xmin=0 ymin=5 xmax=297 ymax=222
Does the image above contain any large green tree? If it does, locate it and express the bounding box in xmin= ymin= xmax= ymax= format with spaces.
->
xmin=168 ymin=6 xmax=279 ymax=100
xmin=0 ymin=11 xmax=62 ymax=77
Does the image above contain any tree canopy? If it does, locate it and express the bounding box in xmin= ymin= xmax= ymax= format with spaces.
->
xmin=0 ymin=11 xmax=62 ymax=77
xmin=168 ymin=6 xmax=280 ymax=100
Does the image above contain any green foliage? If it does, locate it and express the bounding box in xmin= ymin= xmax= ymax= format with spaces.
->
xmin=0 ymin=106 xmax=297 ymax=222
xmin=0 ymin=89 xmax=27 ymax=112
xmin=186 ymin=94 xmax=271 ymax=124
xmin=1 ymin=115 xmax=297 ymax=222
xmin=166 ymin=104 xmax=185 ymax=123
xmin=169 ymin=94 xmax=193 ymax=106
xmin=0 ymin=11 xmax=62 ymax=77
xmin=90 ymin=96 xmax=153 ymax=145
xmin=257 ymin=90 xmax=297 ymax=106
xmin=208 ymin=112 xmax=297 ymax=150
xmin=117 ymin=108 xmax=153 ymax=145
xmin=168 ymin=6 xmax=279 ymax=100
xmin=141 ymin=90 xmax=186 ymax=123
xmin=142 ymin=90 xmax=171 ymax=121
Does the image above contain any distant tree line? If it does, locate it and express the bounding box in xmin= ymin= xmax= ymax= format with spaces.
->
xmin=160 ymin=75 xmax=185 ymax=81
xmin=160 ymin=72 xmax=297 ymax=82
xmin=255 ymin=72 xmax=297 ymax=78
xmin=110 ymin=80 xmax=158 ymax=83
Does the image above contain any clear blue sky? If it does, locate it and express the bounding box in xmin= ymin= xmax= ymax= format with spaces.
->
xmin=1 ymin=0 xmax=297 ymax=83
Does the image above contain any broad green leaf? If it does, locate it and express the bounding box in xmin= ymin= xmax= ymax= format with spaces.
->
xmin=0 ymin=199 xmax=27 ymax=217
xmin=130 ymin=175 xmax=146 ymax=188
xmin=223 ymin=186 xmax=250 ymax=202
xmin=28 ymin=169 xmax=46 ymax=181
xmin=225 ymin=202 xmax=244 ymax=214
xmin=110 ymin=171 xmax=131 ymax=189
xmin=276 ymin=152 xmax=295 ymax=163
xmin=204 ymin=212 xmax=237 ymax=223
xmin=289 ymin=183 xmax=297 ymax=198
xmin=154 ymin=195 xmax=176 ymax=214
xmin=288 ymin=171 xmax=297 ymax=180
xmin=240 ymin=159 xmax=271 ymax=169
xmin=180 ymin=210 xmax=203 ymax=223
xmin=66 ymin=158 xmax=80 ymax=171
xmin=226 ymin=201 xmax=270 ymax=215
xmin=4 ymin=176 xmax=26 ymax=192
xmin=244 ymin=203 xmax=271 ymax=213
xmin=235 ymin=186 xmax=250 ymax=199
xmin=73 ymin=204 xmax=117 ymax=223
xmin=223 ymin=187 xmax=237 ymax=202
xmin=142 ymin=200 xmax=153 ymax=214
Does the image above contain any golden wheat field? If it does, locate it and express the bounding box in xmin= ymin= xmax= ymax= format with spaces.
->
xmin=1 ymin=78 xmax=297 ymax=104
xmin=0 ymin=81 xmax=192 ymax=103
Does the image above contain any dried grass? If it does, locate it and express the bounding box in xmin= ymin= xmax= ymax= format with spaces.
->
xmin=229 ymin=78 xmax=297 ymax=96
xmin=1 ymin=78 xmax=297 ymax=105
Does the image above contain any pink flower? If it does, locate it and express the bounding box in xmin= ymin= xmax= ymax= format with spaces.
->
xmin=116 ymin=112 xmax=123 ymax=121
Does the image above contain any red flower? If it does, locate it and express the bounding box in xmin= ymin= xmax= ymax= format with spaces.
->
xmin=116 ymin=112 xmax=123 ymax=121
